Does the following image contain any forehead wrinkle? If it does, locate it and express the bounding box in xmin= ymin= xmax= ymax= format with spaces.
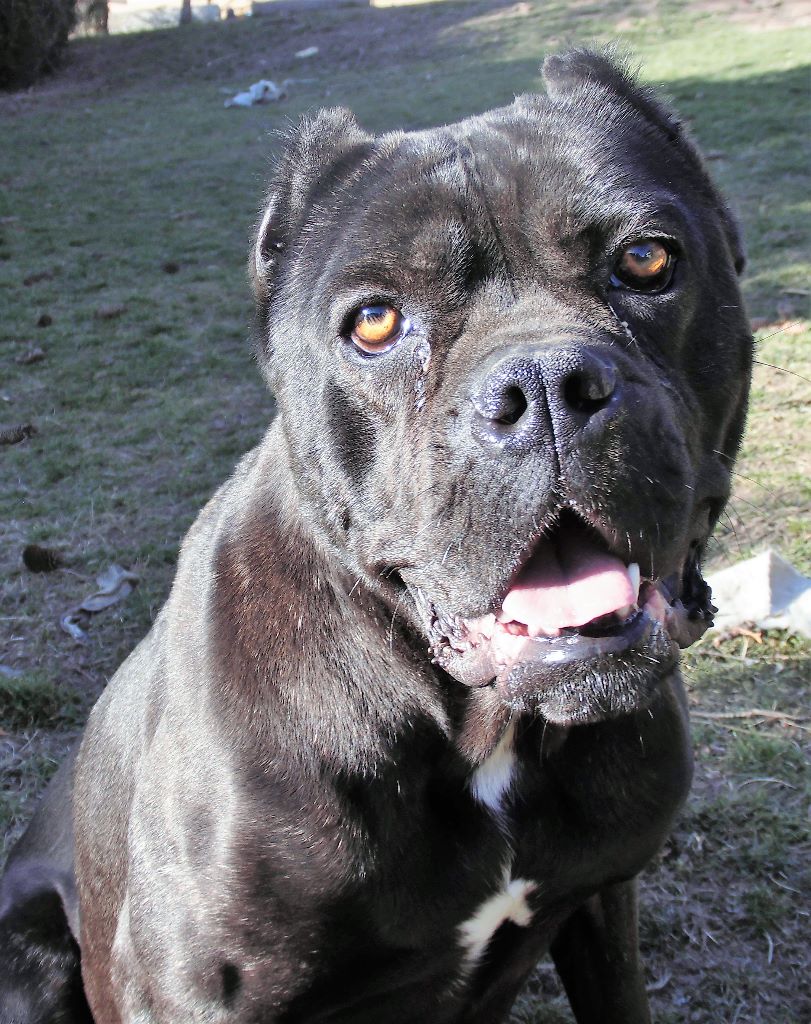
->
xmin=319 ymin=216 xmax=472 ymax=297
xmin=533 ymin=105 xmax=694 ymax=231
xmin=442 ymin=133 xmax=520 ymax=299
xmin=477 ymin=101 xmax=666 ymax=212
xmin=315 ymin=158 xmax=481 ymax=306
xmin=464 ymin=111 xmax=694 ymax=282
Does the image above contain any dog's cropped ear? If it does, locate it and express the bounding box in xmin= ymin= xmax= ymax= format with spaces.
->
xmin=540 ymin=49 xmax=746 ymax=274
xmin=251 ymin=108 xmax=373 ymax=307
xmin=542 ymin=49 xmax=684 ymax=144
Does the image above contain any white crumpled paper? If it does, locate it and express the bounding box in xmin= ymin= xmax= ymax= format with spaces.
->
xmin=224 ymin=79 xmax=287 ymax=108
xmin=706 ymin=549 xmax=811 ymax=637
xmin=60 ymin=564 xmax=140 ymax=644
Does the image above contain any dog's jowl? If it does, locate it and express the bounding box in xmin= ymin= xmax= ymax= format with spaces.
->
xmin=0 ymin=51 xmax=752 ymax=1024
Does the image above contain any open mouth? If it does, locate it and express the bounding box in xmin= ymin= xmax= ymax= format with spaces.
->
xmin=467 ymin=510 xmax=714 ymax=667
xmin=415 ymin=509 xmax=715 ymax=722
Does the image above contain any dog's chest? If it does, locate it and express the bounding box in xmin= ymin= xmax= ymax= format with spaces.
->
xmin=468 ymin=719 xmax=519 ymax=816
xmin=457 ymin=722 xmax=539 ymax=968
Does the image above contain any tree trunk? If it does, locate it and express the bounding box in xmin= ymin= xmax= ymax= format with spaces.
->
xmin=92 ymin=1 xmax=109 ymax=34
xmin=179 ymin=0 xmax=192 ymax=25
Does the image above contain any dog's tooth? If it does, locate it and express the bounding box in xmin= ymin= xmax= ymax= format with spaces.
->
xmin=527 ymin=623 xmax=556 ymax=639
xmin=476 ymin=613 xmax=496 ymax=638
xmin=627 ymin=562 xmax=641 ymax=600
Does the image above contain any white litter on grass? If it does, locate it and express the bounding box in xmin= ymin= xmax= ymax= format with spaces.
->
xmin=706 ymin=549 xmax=811 ymax=637
xmin=294 ymin=46 xmax=319 ymax=59
xmin=60 ymin=565 xmax=141 ymax=644
xmin=224 ymin=79 xmax=288 ymax=108
xmin=194 ymin=4 xmax=221 ymax=22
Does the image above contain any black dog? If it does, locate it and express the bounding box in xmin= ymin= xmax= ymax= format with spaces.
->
xmin=0 ymin=50 xmax=752 ymax=1023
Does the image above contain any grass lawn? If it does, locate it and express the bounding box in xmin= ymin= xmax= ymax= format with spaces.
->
xmin=1 ymin=1 xmax=809 ymax=1020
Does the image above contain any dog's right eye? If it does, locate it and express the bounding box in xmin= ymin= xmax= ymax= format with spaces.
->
xmin=350 ymin=305 xmax=407 ymax=354
xmin=611 ymin=239 xmax=675 ymax=292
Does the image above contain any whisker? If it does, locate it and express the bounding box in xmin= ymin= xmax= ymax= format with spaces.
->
xmin=727 ymin=469 xmax=778 ymax=498
xmin=388 ymin=588 xmax=409 ymax=651
xmin=722 ymin=491 xmax=769 ymax=515
xmin=752 ymin=358 xmax=811 ymax=385
xmin=753 ymin=320 xmax=806 ymax=344
xmin=711 ymin=509 xmax=744 ymax=560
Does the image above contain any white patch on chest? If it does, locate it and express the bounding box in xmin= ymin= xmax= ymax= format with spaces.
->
xmin=458 ymin=865 xmax=536 ymax=965
xmin=469 ymin=719 xmax=517 ymax=813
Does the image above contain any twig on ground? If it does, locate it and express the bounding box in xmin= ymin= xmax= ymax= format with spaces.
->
xmin=737 ymin=777 xmax=798 ymax=790
xmin=769 ymin=875 xmax=803 ymax=896
xmin=692 ymin=709 xmax=809 ymax=731
xmin=646 ymin=972 xmax=672 ymax=994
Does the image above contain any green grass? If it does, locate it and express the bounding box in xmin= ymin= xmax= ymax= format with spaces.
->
xmin=1 ymin=2 xmax=809 ymax=1021
xmin=0 ymin=670 xmax=83 ymax=730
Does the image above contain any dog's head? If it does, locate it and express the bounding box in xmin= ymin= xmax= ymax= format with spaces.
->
xmin=251 ymin=51 xmax=752 ymax=726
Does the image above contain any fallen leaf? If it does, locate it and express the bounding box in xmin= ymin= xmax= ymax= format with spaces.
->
xmin=79 ymin=564 xmax=140 ymax=613
xmin=15 ymin=346 xmax=46 ymax=365
xmin=23 ymin=269 xmax=54 ymax=286
xmin=60 ymin=564 xmax=140 ymax=644
xmin=0 ymin=423 xmax=37 ymax=445
xmin=95 ymin=303 xmax=127 ymax=320
xmin=60 ymin=611 xmax=89 ymax=644
xmin=22 ymin=543 xmax=64 ymax=573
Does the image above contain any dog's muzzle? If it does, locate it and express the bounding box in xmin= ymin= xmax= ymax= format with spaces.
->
xmin=412 ymin=513 xmax=714 ymax=723
xmin=407 ymin=341 xmax=715 ymax=723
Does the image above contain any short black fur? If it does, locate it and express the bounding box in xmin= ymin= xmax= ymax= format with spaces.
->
xmin=0 ymin=51 xmax=752 ymax=1024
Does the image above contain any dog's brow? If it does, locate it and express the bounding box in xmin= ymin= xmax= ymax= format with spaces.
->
xmin=575 ymin=189 xmax=689 ymax=245
xmin=455 ymin=141 xmax=519 ymax=300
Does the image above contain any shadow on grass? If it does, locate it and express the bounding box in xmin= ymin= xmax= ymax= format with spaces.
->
xmin=21 ymin=0 xmax=519 ymax=94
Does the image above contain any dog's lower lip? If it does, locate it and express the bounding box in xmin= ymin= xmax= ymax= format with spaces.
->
xmin=514 ymin=609 xmax=653 ymax=669
xmin=446 ymin=565 xmax=713 ymax=687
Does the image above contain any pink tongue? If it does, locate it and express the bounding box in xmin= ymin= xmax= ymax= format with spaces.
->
xmin=501 ymin=526 xmax=635 ymax=635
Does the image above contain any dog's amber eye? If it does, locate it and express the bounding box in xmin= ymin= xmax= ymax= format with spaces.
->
xmin=350 ymin=305 xmax=406 ymax=353
xmin=612 ymin=239 xmax=673 ymax=291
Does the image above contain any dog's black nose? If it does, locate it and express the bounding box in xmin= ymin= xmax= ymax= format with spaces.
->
xmin=471 ymin=346 xmax=620 ymax=452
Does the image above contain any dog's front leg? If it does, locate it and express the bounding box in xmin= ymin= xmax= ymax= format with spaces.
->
xmin=549 ymin=878 xmax=651 ymax=1024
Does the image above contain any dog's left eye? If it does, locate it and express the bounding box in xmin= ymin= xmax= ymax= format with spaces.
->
xmin=611 ymin=239 xmax=674 ymax=292
xmin=350 ymin=305 xmax=408 ymax=354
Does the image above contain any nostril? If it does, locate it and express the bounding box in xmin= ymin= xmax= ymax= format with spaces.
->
xmin=474 ymin=381 xmax=530 ymax=428
xmin=493 ymin=386 xmax=528 ymax=426
xmin=562 ymin=362 xmax=617 ymax=415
